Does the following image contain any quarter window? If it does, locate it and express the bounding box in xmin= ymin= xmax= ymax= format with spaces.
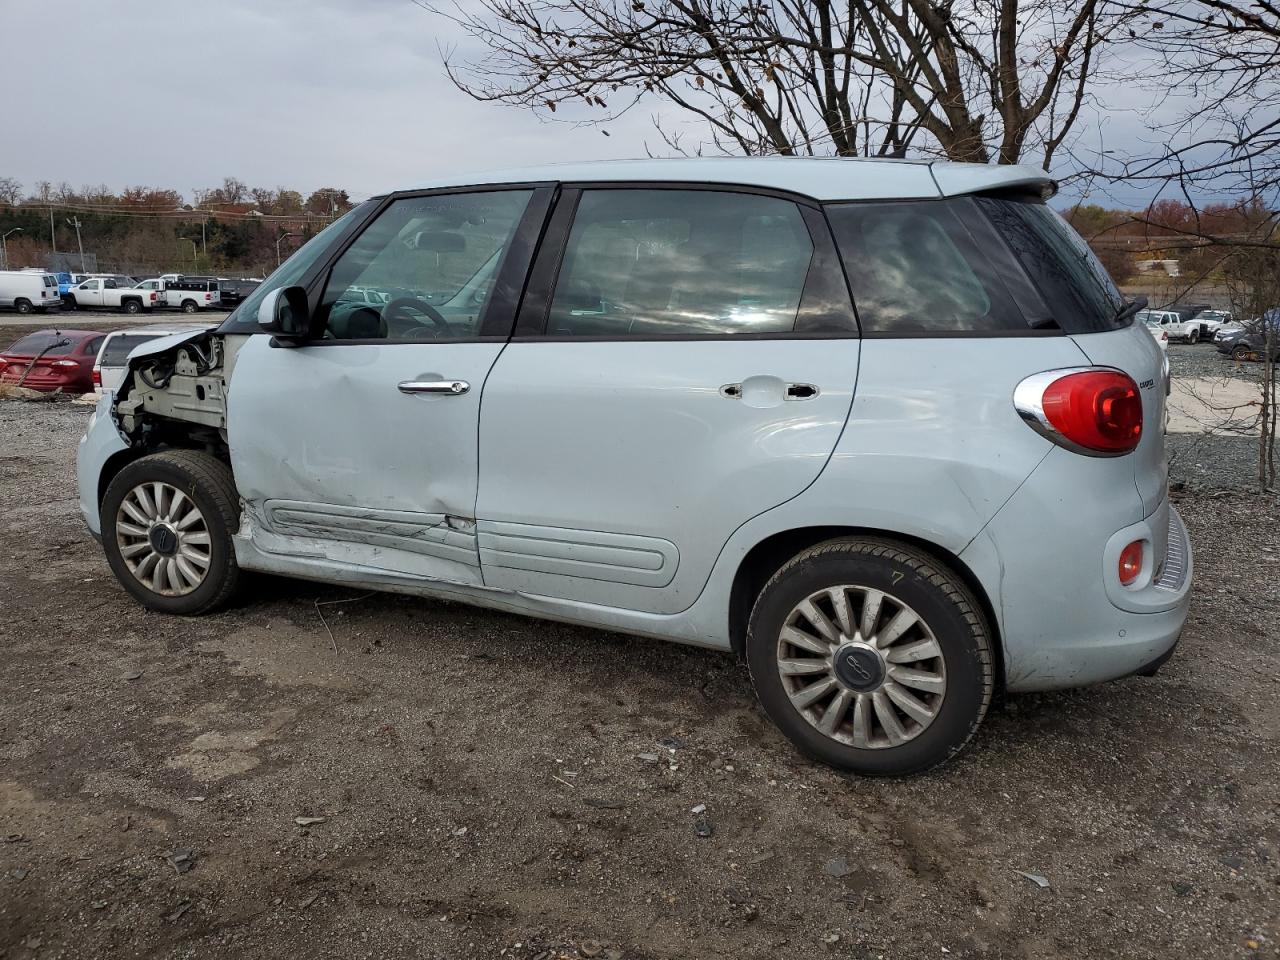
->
xmin=545 ymin=189 xmax=831 ymax=337
xmin=826 ymin=200 xmax=1028 ymax=334
xmin=317 ymin=190 xmax=533 ymax=340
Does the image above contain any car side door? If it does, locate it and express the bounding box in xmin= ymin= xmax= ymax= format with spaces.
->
xmin=226 ymin=185 xmax=553 ymax=587
xmin=77 ymin=279 xmax=103 ymax=307
xmin=475 ymin=185 xmax=861 ymax=615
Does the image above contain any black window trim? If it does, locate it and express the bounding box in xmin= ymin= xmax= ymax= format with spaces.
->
xmin=513 ymin=180 xmax=861 ymax=343
xmin=216 ymin=181 xmax=557 ymax=342
xmin=822 ymin=194 xmax=1069 ymax=340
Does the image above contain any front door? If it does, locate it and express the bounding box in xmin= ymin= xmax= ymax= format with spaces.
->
xmin=227 ymin=186 xmax=551 ymax=586
xmin=76 ymin=279 xmax=104 ymax=307
xmin=476 ymin=186 xmax=862 ymax=614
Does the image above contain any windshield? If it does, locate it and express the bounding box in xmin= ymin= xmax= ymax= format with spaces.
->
xmin=976 ymin=197 xmax=1125 ymax=333
xmin=225 ymin=204 xmax=370 ymax=327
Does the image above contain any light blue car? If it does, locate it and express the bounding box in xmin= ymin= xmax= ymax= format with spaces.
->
xmin=76 ymin=158 xmax=1191 ymax=775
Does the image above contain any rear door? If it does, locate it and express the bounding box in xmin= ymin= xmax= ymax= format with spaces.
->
xmin=476 ymin=185 xmax=861 ymax=615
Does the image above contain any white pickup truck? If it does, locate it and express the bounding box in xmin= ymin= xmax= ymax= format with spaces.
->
xmin=1136 ymin=308 xmax=1202 ymax=344
xmin=65 ymin=276 xmax=157 ymax=314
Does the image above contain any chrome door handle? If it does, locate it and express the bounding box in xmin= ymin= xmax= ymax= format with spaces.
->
xmin=398 ymin=379 xmax=470 ymax=395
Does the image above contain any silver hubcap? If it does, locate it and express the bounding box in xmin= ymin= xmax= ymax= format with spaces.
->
xmin=777 ymin=585 xmax=946 ymax=749
xmin=115 ymin=482 xmax=211 ymax=596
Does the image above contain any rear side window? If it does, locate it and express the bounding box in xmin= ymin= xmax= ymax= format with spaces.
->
xmin=545 ymin=189 xmax=854 ymax=337
xmin=974 ymin=197 xmax=1124 ymax=333
xmin=100 ymin=334 xmax=160 ymax=365
xmin=8 ymin=333 xmax=76 ymax=356
xmin=825 ymin=200 xmax=1028 ymax=334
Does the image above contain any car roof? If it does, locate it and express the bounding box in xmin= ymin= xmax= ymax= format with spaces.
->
xmin=403 ymin=157 xmax=1055 ymax=201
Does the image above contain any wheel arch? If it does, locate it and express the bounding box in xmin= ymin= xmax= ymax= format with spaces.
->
xmin=727 ymin=525 xmax=1004 ymax=688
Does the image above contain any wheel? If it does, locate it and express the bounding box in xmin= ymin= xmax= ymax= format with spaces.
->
xmin=746 ymin=538 xmax=994 ymax=776
xmin=14 ymin=298 xmax=31 ymax=315
xmin=123 ymin=299 xmax=141 ymax=314
xmin=1233 ymin=344 xmax=1255 ymax=361
xmin=181 ymin=299 xmax=198 ymax=314
xmin=64 ymin=296 xmax=78 ymax=310
xmin=101 ymin=450 xmax=241 ymax=615
xmin=1187 ymin=328 xmax=1199 ymax=344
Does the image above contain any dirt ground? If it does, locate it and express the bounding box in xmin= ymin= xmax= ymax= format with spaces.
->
xmin=1 ymin=354 xmax=1278 ymax=960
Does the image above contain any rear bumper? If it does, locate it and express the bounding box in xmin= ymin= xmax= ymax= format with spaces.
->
xmin=961 ymin=447 xmax=1192 ymax=693
xmin=76 ymin=396 xmax=131 ymax=539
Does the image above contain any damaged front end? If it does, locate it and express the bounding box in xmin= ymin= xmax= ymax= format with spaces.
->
xmin=113 ymin=330 xmax=237 ymax=453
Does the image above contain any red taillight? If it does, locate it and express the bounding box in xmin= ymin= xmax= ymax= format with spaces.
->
xmin=92 ymin=367 xmax=102 ymax=386
xmin=150 ymin=292 xmax=157 ymax=302
xmin=205 ymin=293 xmax=212 ymax=301
xmin=1017 ymin=368 xmax=1143 ymax=456
xmin=51 ymin=359 xmax=79 ymax=369
xmin=1118 ymin=540 xmax=1144 ymax=585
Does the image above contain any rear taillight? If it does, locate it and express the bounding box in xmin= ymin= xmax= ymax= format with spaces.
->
xmin=92 ymin=367 xmax=102 ymax=386
xmin=51 ymin=359 xmax=79 ymax=369
xmin=150 ymin=292 xmax=157 ymax=301
xmin=1014 ymin=368 xmax=1143 ymax=456
xmin=205 ymin=292 xmax=212 ymax=301
xmin=1118 ymin=540 xmax=1144 ymax=585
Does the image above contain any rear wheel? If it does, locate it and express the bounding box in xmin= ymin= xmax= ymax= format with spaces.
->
xmin=14 ymin=298 xmax=31 ymax=315
xmin=122 ymin=299 xmax=141 ymax=315
xmin=101 ymin=451 xmax=241 ymax=615
xmin=181 ymin=299 xmax=198 ymax=314
xmin=746 ymin=537 xmax=994 ymax=776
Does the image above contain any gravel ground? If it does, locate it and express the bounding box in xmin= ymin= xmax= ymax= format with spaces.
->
xmin=1 ymin=363 xmax=1279 ymax=959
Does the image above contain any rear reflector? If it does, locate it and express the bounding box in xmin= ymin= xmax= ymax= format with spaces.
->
xmin=1118 ymin=540 xmax=1143 ymax=585
xmin=1014 ymin=368 xmax=1143 ymax=456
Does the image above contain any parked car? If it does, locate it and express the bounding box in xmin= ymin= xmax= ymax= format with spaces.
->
xmin=1220 ymin=331 xmax=1280 ymax=362
xmin=1135 ymin=308 xmax=1201 ymax=343
xmin=1191 ymin=309 xmax=1232 ymax=340
xmin=92 ymin=322 xmax=216 ymax=394
xmin=0 ymin=270 xmax=63 ymax=313
xmin=162 ymin=278 xmax=222 ymax=312
xmin=217 ymin=278 xmax=261 ymax=309
xmin=1 ymin=329 xmax=105 ymax=392
xmin=64 ymin=277 xmax=157 ymax=313
xmin=77 ymin=158 xmax=1191 ymax=776
xmin=1142 ymin=318 xmax=1169 ymax=350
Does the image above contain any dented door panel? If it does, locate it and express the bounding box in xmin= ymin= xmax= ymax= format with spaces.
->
xmin=227 ymin=335 xmax=502 ymax=585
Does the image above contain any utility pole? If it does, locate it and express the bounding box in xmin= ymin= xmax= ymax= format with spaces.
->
xmin=65 ymin=217 xmax=85 ymax=271
xmin=1 ymin=227 xmax=22 ymax=269
xmin=201 ymin=217 xmax=207 ymax=258
xmin=49 ymin=206 xmax=56 ymax=260
xmin=276 ymin=232 xmax=295 ymax=267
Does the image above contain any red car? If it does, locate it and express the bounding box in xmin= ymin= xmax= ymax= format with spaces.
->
xmin=0 ymin=329 xmax=107 ymax=394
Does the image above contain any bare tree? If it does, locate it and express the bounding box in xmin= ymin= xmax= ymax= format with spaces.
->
xmin=423 ymin=0 xmax=1118 ymax=164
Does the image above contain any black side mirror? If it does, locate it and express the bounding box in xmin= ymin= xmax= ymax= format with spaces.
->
xmin=257 ymin=285 xmax=310 ymax=340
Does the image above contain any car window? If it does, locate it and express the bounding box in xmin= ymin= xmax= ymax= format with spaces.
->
xmin=317 ymin=190 xmax=533 ymax=341
xmin=544 ymin=189 xmax=818 ymax=338
xmin=825 ymin=199 xmax=1029 ymax=334
xmin=975 ymin=196 xmax=1124 ymax=333
xmin=99 ymin=333 xmax=160 ymax=365
xmin=7 ymin=333 xmax=77 ymax=356
xmin=84 ymin=337 xmax=104 ymax=355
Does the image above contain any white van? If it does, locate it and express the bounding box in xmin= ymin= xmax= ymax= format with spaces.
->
xmin=0 ymin=270 xmax=62 ymax=313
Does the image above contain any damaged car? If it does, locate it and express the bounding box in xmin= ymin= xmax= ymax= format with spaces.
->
xmin=77 ymin=159 xmax=1192 ymax=776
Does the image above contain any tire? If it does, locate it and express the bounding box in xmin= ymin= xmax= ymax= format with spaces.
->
xmin=181 ymin=299 xmax=198 ymax=314
xmin=14 ymin=298 xmax=31 ymax=315
xmin=746 ymin=537 xmax=994 ymax=776
xmin=1233 ymin=344 xmax=1255 ymax=362
xmin=1187 ymin=329 xmax=1199 ymax=344
xmin=101 ymin=450 xmax=241 ymax=615
xmin=64 ymin=296 xmax=78 ymax=310
xmin=122 ymin=299 xmax=141 ymax=315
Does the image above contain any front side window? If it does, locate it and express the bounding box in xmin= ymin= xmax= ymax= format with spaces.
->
xmin=546 ymin=189 xmax=822 ymax=337
xmin=317 ymin=189 xmax=533 ymax=341
xmin=826 ymin=200 xmax=1028 ymax=334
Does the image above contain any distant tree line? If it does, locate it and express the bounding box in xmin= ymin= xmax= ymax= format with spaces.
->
xmin=0 ymin=176 xmax=356 ymax=278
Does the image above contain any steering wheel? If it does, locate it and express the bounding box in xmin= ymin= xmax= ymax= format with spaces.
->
xmin=383 ymin=297 xmax=450 ymax=337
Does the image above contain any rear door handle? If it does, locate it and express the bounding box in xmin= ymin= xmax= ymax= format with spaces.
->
xmin=398 ymin=379 xmax=470 ymax=395
xmin=719 ymin=381 xmax=819 ymax=401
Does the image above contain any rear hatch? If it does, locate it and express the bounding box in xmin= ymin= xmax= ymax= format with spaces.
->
xmin=974 ymin=195 xmax=1170 ymax=521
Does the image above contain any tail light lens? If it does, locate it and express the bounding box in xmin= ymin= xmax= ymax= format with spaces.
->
xmin=92 ymin=367 xmax=102 ymax=386
xmin=150 ymin=292 xmax=157 ymax=302
xmin=1118 ymin=540 xmax=1144 ymax=585
xmin=51 ymin=359 xmax=79 ymax=369
xmin=1014 ymin=368 xmax=1143 ymax=456
xmin=205 ymin=293 xmax=212 ymax=301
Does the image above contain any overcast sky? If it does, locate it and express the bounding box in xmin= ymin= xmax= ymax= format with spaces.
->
xmin=0 ymin=0 xmax=1185 ymax=208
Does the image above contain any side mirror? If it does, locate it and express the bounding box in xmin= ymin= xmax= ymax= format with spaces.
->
xmin=257 ymin=285 xmax=311 ymax=339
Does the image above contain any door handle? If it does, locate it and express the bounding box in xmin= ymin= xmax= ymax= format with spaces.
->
xmin=398 ymin=379 xmax=470 ymax=395
xmin=719 ymin=381 xmax=819 ymax=401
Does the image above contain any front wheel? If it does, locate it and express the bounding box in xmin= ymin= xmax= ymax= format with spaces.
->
xmin=1233 ymin=344 xmax=1257 ymax=362
xmin=746 ymin=538 xmax=994 ymax=776
xmin=14 ymin=298 xmax=31 ymax=315
xmin=101 ymin=450 xmax=241 ymax=615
